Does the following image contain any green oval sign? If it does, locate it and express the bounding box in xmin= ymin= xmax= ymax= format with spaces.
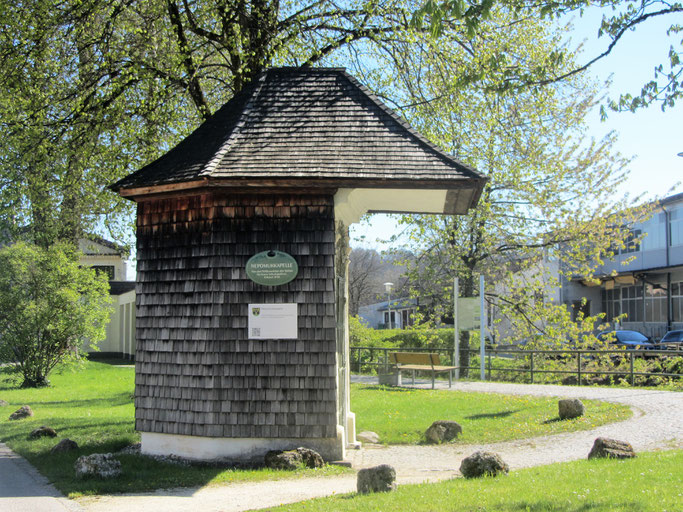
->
xmin=246 ymin=251 xmax=299 ymax=286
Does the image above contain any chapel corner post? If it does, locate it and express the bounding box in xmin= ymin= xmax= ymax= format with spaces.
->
xmin=334 ymin=219 xmax=358 ymax=453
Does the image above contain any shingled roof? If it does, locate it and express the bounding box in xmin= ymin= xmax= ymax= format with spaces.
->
xmin=112 ymin=67 xmax=486 ymax=212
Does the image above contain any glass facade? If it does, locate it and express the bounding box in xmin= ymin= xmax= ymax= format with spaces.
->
xmin=602 ymin=285 xmax=642 ymax=323
xmin=644 ymin=283 xmax=667 ymax=323
xmin=670 ymin=207 xmax=683 ymax=246
xmin=602 ymin=282 xmax=683 ymax=324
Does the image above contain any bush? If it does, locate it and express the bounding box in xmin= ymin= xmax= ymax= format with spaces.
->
xmin=0 ymin=242 xmax=112 ymax=387
xmin=349 ymin=317 xmax=458 ymax=373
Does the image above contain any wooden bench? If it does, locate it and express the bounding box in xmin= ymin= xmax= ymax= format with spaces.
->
xmin=388 ymin=352 xmax=457 ymax=389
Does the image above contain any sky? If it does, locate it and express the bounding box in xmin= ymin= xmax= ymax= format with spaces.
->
xmin=351 ymin=6 xmax=683 ymax=249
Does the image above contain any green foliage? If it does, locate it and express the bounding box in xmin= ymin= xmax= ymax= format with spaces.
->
xmin=350 ymin=317 xmax=454 ymax=349
xmin=0 ymin=360 xmax=348 ymax=496
xmin=351 ymin=383 xmax=631 ymax=445
xmin=0 ymin=243 xmax=112 ymax=387
xmin=357 ymin=6 xmax=653 ymax=348
xmin=413 ymin=0 xmax=683 ymax=113
xmin=1 ymin=0 xmax=635 ymax=248
xmin=271 ymin=450 xmax=683 ymax=511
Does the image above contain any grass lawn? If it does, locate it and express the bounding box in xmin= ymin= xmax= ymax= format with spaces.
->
xmin=0 ymin=360 xmax=346 ymax=497
xmin=273 ymin=449 xmax=683 ymax=512
xmin=352 ymin=384 xmax=632 ymax=444
xmin=0 ymin=360 xmax=629 ymax=497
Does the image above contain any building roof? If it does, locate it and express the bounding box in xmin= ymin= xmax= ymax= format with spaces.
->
xmin=112 ymin=67 xmax=486 ymax=213
xmin=108 ymin=281 xmax=136 ymax=296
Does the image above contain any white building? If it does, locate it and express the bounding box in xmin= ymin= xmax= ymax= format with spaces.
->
xmin=79 ymin=237 xmax=136 ymax=358
xmin=561 ymin=192 xmax=683 ymax=339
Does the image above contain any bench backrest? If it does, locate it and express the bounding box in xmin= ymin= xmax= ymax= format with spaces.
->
xmin=389 ymin=352 xmax=440 ymax=366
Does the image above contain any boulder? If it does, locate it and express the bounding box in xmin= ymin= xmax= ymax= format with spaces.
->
xmin=558 ymin=398 xmax=585 ymax=420
xmin=460 ymin=451 xmax=509 ymax=478
xmin=357 ymin=464 xmax=397 ymax=494
xmin=264 ymin=447 xmax=324 ymax=470
xmin=588 ymin=437 xmax=636 ymax=460
xmin=51 ymin=439 xmax=79 ymax=453
xmin=425 ymin=420 xmax=462 ymax=444
xmin=118 ymin=443 xmax=141 ymax=455
xmin=0 ymin=399 xmax=8 ymax=407
xmin=357 ymin=431 xmax=381 ymax=444
xmin=296 ymin=447 xmax=324 ymax=468
xmin=29 ymin=426 xmax=57 ymax=439
xmin=9 ymin=405 xmax=33 ymax=420
xmin=74 ymin=453 xmax=122 ymax=479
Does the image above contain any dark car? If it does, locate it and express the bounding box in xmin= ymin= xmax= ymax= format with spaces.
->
xmin=654 ymin=330 xmax=683 ymax=351
xmin=596 ymin=330 xmax=654 ymax=350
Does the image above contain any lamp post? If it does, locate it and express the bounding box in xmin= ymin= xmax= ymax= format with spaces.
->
xmin=384 ymin=282 xmax=394 ymax=329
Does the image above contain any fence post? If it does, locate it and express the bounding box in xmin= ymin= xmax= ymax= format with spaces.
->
xmin=487 ymin=350 xmax=492 ymax=380
xmin=630 ymin=351 xmax=635 ymax=386
xmin=530 ymin=352 xmax=534 ymax=384
xmin=577 ymin=351 xmax=581 ymax=386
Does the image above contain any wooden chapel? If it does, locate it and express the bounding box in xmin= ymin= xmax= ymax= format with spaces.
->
xmin=111 ymin=67 xmax=486 ymax=461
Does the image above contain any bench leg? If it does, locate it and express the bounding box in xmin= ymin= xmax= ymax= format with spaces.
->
xmin=449 ymin=371 xmax=452 ymax=388
xmin=432 ymin=372 xmax=435 ymax=389
xmin=412 ymin=370 xmax=415 ymax=386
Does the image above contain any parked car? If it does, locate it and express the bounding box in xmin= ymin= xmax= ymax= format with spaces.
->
xmin=654 ymin=330 xmax=683 ymax=351
xmin=596 ymin=330 xmax=654 ymax=350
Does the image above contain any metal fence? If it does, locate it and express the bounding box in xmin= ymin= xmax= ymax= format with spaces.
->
xmin=350 ymin=345 xmax=683 ymax=386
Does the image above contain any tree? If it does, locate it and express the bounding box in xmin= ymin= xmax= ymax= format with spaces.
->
xmin=348 ymin=247 xmax=412 ymax=314
xmin=356 ymin=8 xmax=652 ymax=369
xmin=0 ymin=242 xmax=112 ymax=387
xmin=0 ymin=0 xmax=600 ymax=247
xmin=413 ymin=0 xmax=683 ymax=112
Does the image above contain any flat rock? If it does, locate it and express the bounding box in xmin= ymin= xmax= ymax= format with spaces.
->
xmin=264 ymin=447 xmax=324 ymax=470
xmin=118 ymin=443 xmax=141 ymax=455
xmin=357 ymin=464 xmax=397 ymax=493
xmin=51 ymin=439 xmax=79 ymax=453
xmin=9 ymin=405 xmax=33 ymax=420
xmin=425 ymin=420 xmax=462 ymax=444
xmin=558 ymin=398 xmax=585 ymax=420
xmin=460 ymin=451 xmax=509 ymax=478
xmin=74 ymin=453 xmax=122 ymax=479
xmin=588 ymin=437 xmax=636 ymax=459
xmin=357 ymin=431 xmax=380 ymax=444
xmin=0 ymin=399 xmax=8 ymax=407
xmin=29 ymin=426 xmax=57 ymax=439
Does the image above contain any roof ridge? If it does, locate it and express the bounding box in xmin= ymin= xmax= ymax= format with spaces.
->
xmin=338 ymin=70 xmax=485 ymax=181
xmin=199 ymin=75 xmax=267 ymax=178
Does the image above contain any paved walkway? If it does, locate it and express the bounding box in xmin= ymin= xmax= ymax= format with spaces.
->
xmin=5 ymin=379 xmax=683 ymax=512
xmin=0 ymin=442 xmax=82 ymax=512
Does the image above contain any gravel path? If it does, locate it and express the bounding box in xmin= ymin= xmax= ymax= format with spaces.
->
xmin=74 ymin=379 xmax=682 ymax=512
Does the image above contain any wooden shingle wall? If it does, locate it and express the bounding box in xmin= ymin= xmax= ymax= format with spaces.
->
xmin=134 ymin=192 xmax=338 ymax=439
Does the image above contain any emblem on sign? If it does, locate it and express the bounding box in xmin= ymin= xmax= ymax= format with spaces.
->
xmin=245 ymin=250 xmax=299 ymax=286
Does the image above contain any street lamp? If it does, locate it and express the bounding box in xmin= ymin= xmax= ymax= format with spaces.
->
xmin=384 ymin=282 xmax=394 ymax=329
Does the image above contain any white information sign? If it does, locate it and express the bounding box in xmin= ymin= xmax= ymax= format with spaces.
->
xmin=457 ymin=297 xmax=481 ymax=330
xmin=248 ymin=303 xmax=298 ymax=340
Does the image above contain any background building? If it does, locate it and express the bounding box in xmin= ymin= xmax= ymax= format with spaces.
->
xmin=562 ymin=192 xmax=683 ymax=339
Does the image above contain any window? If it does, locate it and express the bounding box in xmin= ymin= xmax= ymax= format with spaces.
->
xmin=383 ymin=311 xmax=396 ymax=327
xmin=621 ymin=285 xmax=643 ymax=322
xmin=622 ymin=229 xmax=642 ymax=254
xmin=92 ymin=265 xmax=115 ymax=280
xmin=640 ymin=213 xmax=667 ymax=251
xmin=670 ymin=207 xmax=683 ymax=246
xmin=645 ymin=283 xmax=666 ymax=323
xmin=571 ymin=300 xmax=591 ymax=321
xmin=601 ymin=285 xmax=643 ymax=323
xmin=672 ymin=282 xmax=683 ymax=323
